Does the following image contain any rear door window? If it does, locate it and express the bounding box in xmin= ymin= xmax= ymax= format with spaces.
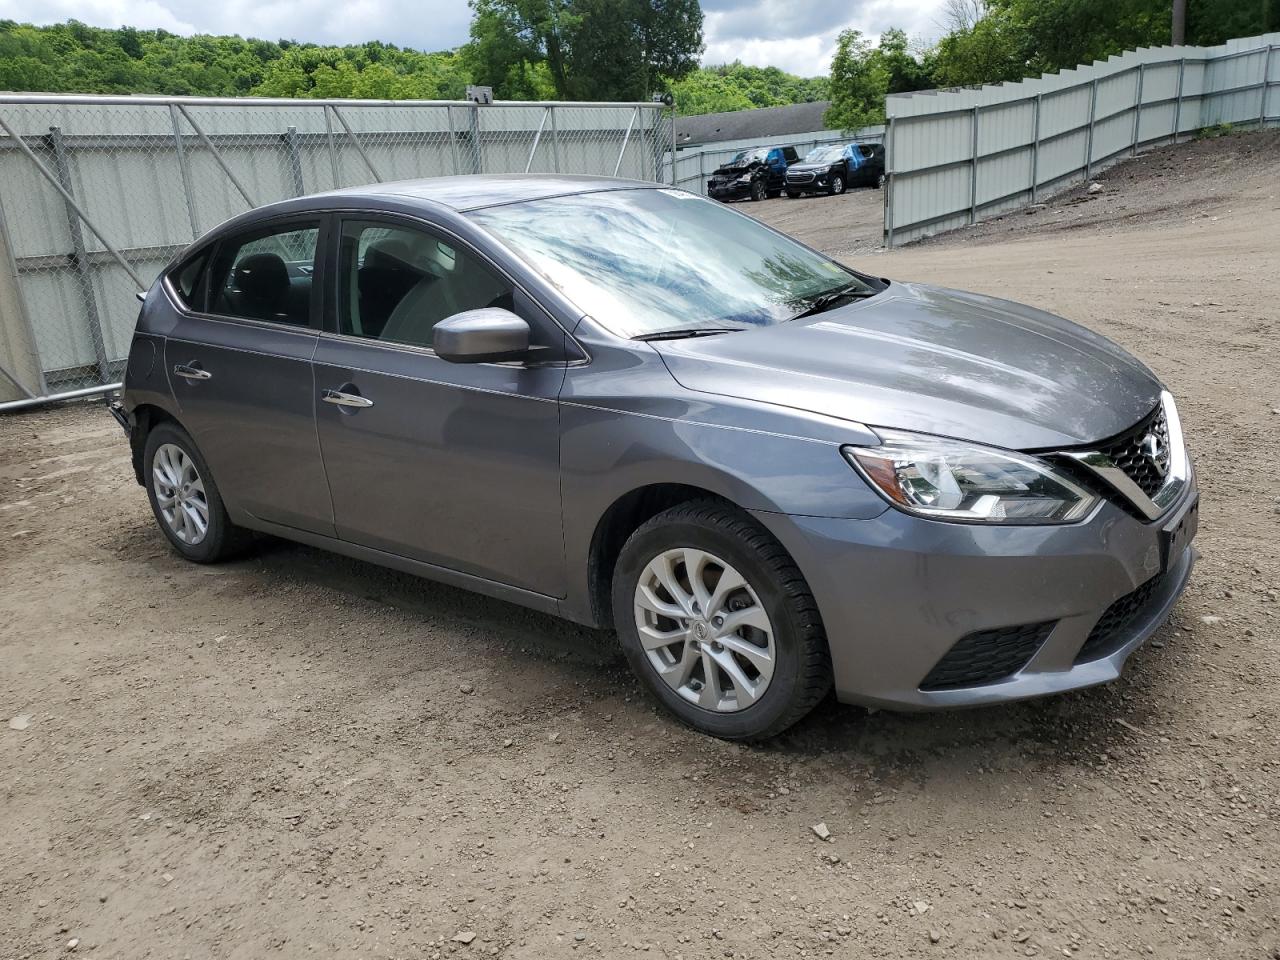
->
xmin=208 ymin=222 xmax=321 ymax=327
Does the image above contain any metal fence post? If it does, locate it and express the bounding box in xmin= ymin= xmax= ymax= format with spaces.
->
xmin=1173 ymin=58 xmax=1186 ymax=142
xmin=445 ymin=105 xmax=461 ymax=175
xmin=168 ymin=103 xmax=200 ymax=239
xmin=1132 ymin=64 xmax=1145 ymax=155
xmin=468 ymin=104 xmax=483 ymax=174
xmin=1084 ymin=78 xmax=1098 ymax=182
xmin=884 ymin=115 xmax=895 ymax=248
xmin=1260 ymin=45 xmax=1274 ymax=128
xmin=969 ymin=106 xmax=980 ymax=224
xmin=549 ymin=105 xmax=560 ymax=173
xmin=669 ymin=108 xmax=677 ymax=184
xmin=323 ymin=104 xmax=340 ymax=188
xmin=285 ymin=125 xmax=305 ymax=197
xmin=47 ymin=126 xmax=111 ymax=386
xmin=1031 ymin=94 xmax=1042 ymax=203
xmin=637 ymin=108 xmax=648 ymax=181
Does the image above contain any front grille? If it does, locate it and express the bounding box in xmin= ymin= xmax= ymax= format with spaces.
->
xmin=1095 ymin=403 xmax=1169 ymax=498
xmin=786 ymin=172 xmax=814 ymax=183
xmin=920 ymin=621 xmax=1055 ymax=690
xmin=1074 ymin=572 xmax=1167 ymax=663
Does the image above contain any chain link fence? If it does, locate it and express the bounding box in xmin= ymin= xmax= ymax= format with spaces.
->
xmin=0 ymin=95 xmax=675 ymax=408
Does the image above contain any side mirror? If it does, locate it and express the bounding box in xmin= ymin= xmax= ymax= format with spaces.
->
xmin=434 ymin=308 xmax=531 ymax=364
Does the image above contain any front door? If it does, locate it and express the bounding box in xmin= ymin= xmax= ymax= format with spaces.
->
xmin=165 ymin=217 xmax=334 ymax=536
xmin=313 ymin=216 xmax=566 ymax=597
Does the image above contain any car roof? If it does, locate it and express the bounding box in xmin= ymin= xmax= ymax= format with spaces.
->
xmin=312 ymin=173 xmax=660 ymax=213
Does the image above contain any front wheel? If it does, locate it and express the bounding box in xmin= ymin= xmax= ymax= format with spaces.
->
xmin=829 ymin=174 xmax=846 ymax=196
xmin=143 ymin=421 xmax=252 ymax=563
xmin=750 ymin=180 xmax=767 ymax=202
xmin=612 ymin=501 xmax=832 ymax=740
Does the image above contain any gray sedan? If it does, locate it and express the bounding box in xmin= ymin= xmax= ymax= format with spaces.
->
xmin=114 ymin=174 xmax=1198 ymax=739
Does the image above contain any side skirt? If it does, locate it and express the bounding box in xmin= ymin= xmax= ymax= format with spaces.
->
xmin=237 ymin=513 xmax=565 ymax=619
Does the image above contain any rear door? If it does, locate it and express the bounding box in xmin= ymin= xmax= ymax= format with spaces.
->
xmin=312 ymin=215 xmax=566 ymax=597
xmin=164 ymin=217 xmax=334 ymax=536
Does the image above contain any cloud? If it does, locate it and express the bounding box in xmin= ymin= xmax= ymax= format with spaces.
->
xmin=702 ymin=0 xmax=949 ymax=75
xmin=1 ymin=0 xmax=949 ymax=76
xmin=0 ymin=0 xmax=475 ymax=50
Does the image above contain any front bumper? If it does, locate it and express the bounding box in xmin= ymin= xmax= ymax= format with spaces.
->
xmin=753 ymin=476 xmax=1199 ymax=710
xmin=708 ymin=180 xmax=752 ymax=200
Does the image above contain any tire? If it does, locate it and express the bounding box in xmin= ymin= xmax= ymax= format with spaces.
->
xmin=143 ymin=421 xmax=252 ymax=563
xmin=786 ymin=190 xmax=800 ymax=199
xmin=750 ymin=180 xmax=767 ymax=202
xmin=875 ymin=172 xmax=886 ymax=189
xmin=612 ymin=500 xmax=832 ymax=740
xmin=829 ymin=174 xmax=846 ymax=196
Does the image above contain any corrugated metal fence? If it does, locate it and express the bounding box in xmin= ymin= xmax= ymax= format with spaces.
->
xmin=884 ymin=32 xmax=1280 ymax=246
xmin=0 ymin=96 xmax=673 ymax=407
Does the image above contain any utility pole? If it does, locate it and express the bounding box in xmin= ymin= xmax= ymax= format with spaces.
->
xmin=1171 ymin=0 xmax=1186 ymax=45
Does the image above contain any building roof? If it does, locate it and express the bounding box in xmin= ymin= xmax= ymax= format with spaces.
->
xmin=675 ymin=101 xmax=833 ymax=147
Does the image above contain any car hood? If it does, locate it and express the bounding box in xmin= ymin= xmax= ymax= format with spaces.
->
xmin=789 ymin=162 xmax=837 ymax=173
xmin=712 ymin=160 xmax=761 ymax=177
xmin=651 ymin=282 xmax=1162 ymax=450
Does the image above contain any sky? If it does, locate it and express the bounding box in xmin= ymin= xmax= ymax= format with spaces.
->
xmin=0 ymin=0 xmax=952 ymax=76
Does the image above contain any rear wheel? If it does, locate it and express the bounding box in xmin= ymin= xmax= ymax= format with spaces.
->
xmin=612 ymin=501 xmax=832 ymax=740
xmin=875 ymin=172 xmax=886 ymax=189
xmin=144 ymin=421 xmax=252 ymax=563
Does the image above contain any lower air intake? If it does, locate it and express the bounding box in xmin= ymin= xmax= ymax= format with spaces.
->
xmin=920 ymin=621 xmax=1055 ymax=691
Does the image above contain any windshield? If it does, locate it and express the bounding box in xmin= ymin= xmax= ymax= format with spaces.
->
xmin=468 ymin=188 xmax=880 ymax=339
xmin=728 ymin=148 xmax=768 ymax=165
xmin=804 ymin=145 xmax=846 ymax=163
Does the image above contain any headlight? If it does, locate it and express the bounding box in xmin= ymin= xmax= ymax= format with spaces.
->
xmin=736 ymin=174 xmax=753 ymax=184
xmin=843 ymin=430 xmax=1098 ymax=524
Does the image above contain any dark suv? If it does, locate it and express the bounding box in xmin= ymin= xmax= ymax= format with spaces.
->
xmin=785 ymin=143 xmax=886 ymax=197
xmin=707 ymin=146 xmax=799 ymax=202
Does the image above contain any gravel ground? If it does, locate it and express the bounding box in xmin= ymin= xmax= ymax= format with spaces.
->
xmin=3 ymin=131 xmax=1278 ymax=959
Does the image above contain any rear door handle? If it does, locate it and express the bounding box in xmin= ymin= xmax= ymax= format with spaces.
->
xmin=321 ymin=388 xmax=374 ymax=409
xmin=173 ymin=363 xmax=211 ymax=381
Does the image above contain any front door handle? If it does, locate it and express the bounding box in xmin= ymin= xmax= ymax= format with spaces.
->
xmin=321 ymin=388 xmax=374 ymax=409
xmin=173 ymin=363 xmax=211 ymax=381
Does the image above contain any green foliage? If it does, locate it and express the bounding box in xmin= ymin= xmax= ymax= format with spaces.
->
xmin=1196 ymin=121 xmax=1235 ymax=139
xmin=0 ymin=20 xmax=468 ymax=99
xmin=931 ymin=0 xmax=1280 ymax=88
xmin=824 ymin=28 xmax=933 ymax=131
xmin=465 ymin=0 xmax=703 ymax=101
xmin=671 ymin=63 xmax=828 ymax=116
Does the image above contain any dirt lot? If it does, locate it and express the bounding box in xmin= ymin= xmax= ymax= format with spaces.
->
xmin=3 ymin=131 xmax=1279 ymax=960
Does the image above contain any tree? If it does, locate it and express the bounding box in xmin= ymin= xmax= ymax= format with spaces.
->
xmin=465 ymin=0 xmax=703 ymax=101
xmin=825 ymin=29 xmax=933 ymax=131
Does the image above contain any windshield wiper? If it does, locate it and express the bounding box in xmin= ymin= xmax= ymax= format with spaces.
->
xmin=632 ymin=326 xmax=746 ymax=342
xmin=789 ymin=283 xmax=877 ymax=321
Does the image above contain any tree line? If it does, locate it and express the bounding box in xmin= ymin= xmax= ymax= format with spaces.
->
xmin=1 ymin=0 xmax=1276 ymax=129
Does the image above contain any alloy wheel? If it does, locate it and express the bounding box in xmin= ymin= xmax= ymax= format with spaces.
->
xmin=633 ymin=548 xmax=775 ymax=712
xmin=152 ymin=443 xmax=209 ymax=545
